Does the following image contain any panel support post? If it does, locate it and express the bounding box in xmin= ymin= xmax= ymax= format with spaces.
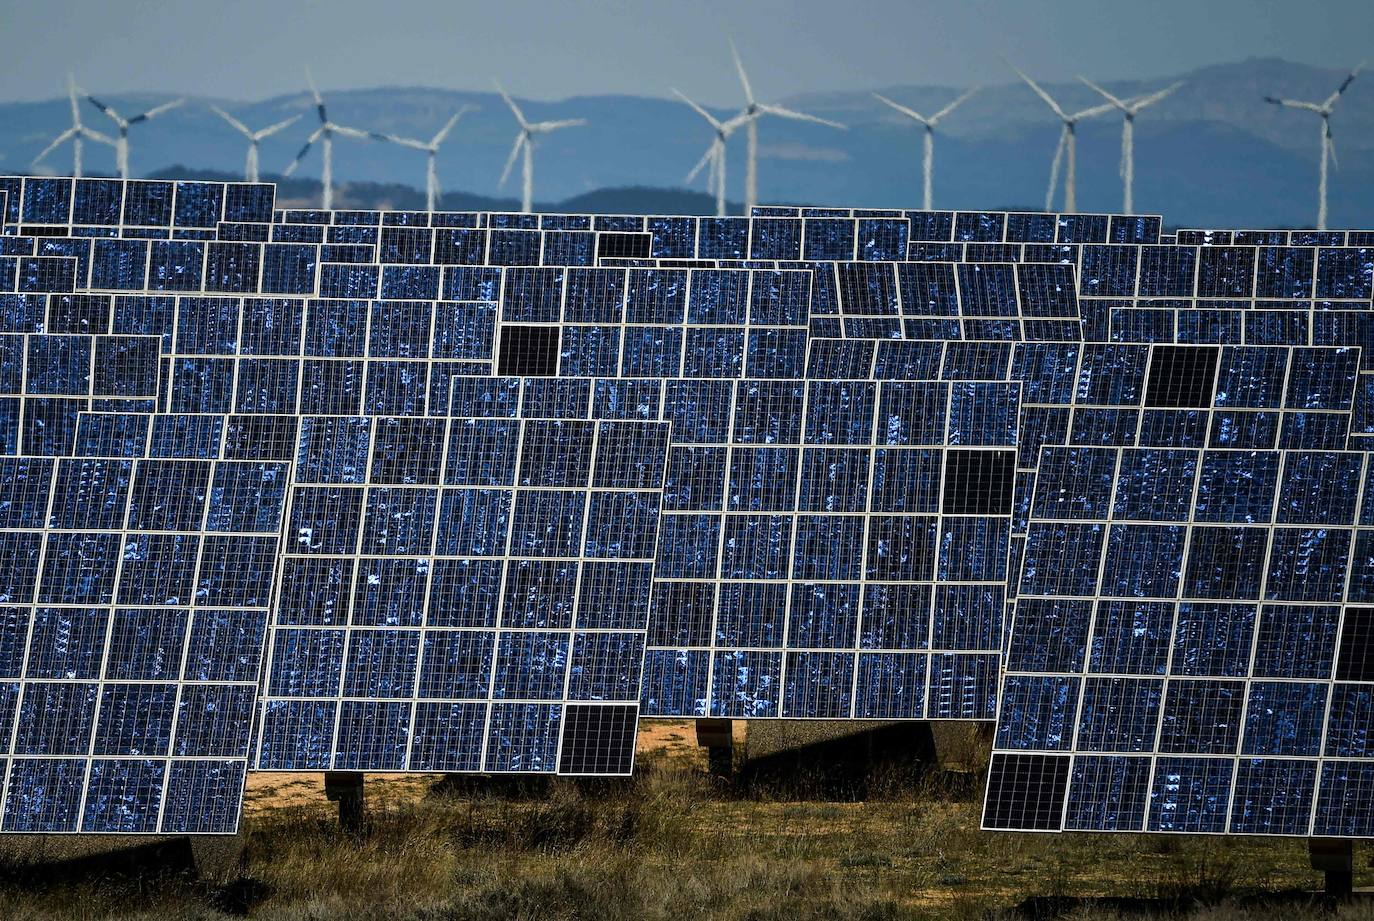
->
xmin=1309 ymin=837 xmax=1353 ymax=902
xmin=695 ymin=718 xmax=733 ymax=778
xmin=324 ymin=771 xmax=366 ymax=833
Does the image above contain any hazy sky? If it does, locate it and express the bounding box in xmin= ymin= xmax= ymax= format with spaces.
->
xmin=1 ymin=0 xmax=1368 ymax=104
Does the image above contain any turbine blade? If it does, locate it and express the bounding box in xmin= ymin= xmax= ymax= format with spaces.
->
xmin=673 ymin=89 xmax=724 ymax=129
xmin=720 ymin=111 xmax=755 ymax=134
xmin=929 ymin=85 xmax=980 ymax=124
xmin=872 ymin=92 xmax=927 ymax=123
xmin=1003 ymin=58 xmax=1067 ymax=120
xmin=1128 ymin=80 xmax=1184 ymax=112
xmin=303 ymin=67 xmax=328 ymax=124
xmin=67 ymin=73 xmax=81 ymax=122
xmin=431 ymin=107 xmax=472 ymax=146
xmin=1327 ymin=122 xmax=1339 ymax=170
xmin=498 ymin=133 xmax=524 ymax=187
xmin=1077 ymin=76 xmax=1126 ymax=110
xmin=32 ymin=128 xmax=78 ymax=165
xmin=493 ymin=80 xmax=528 ymax=128
xmin=1071 ymin=101 xmax=1116 ymax=120
xmin=254 ymin=114 xmax=303 ymax=140
xmin=1265 ymin=96 xmax=1323 ymax=112
xmin=85 ymin=95 xmax=122 ymax=123
xmin=757 ymin=103 xmax=845 ymax=129
xmin=133 ymin=98 xmax=185 ymax=122
xmin=284 ymin=126 xmax=324 ymax=175
xmin=1325 ymin=61 xmax=1364 ymax=108
xmin=531 ymin=118 xmax=587 ymax=132
xmin=729 ymin=38 xmax=754 ymax=104
xmin=330 ymin=124 xmax=371 ymax=140
xmin=375 ymin=133 xmax=430 ymax=151
xmin=305 ymin=67 xmax=324 ymax=106
xmin=686 ymin=141 xmax=717 ymax=184
xmin=210 ymin=105 xmax=253 ymax=137
xmin=79 ymin=126 xmax=116 ymax=146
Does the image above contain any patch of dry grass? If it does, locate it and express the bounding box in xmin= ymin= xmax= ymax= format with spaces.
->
xmin=0 ymin=733 xmax=1369 ymax=920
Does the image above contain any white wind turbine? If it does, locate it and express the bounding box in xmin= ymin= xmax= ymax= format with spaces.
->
xmin=85 ymin=91 xmax=185 ymax=179
xmin=673 ymin=90 xmax=752 ymax=217
xmin=872 ymin=86 xmax=979 ymax=210
xmin=283 ymin=69 xmax=371 ymax=210
xmin=32 ymin=74 xmax=115 ymax=178
xmin=369 ymin=105 xmax=477 ymax=211
xmin=1078 ymin=78 xmax=1183 ymax=214
xmin=1006 ymin=61 xmax=1113 ymax=213
xmin=729 ymin=40 xmax=846 ymax=214
xmin=210 ymin=107 xmax=302 ymax=182
xmin=1264 ymin=63 xmax=1365 ymax=231
xmin=494 ymin=81 xmax=587 ymax=214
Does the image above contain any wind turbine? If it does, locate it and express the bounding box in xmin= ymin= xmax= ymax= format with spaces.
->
xmin=32 ymin=74 xmax=115 ymax=178
xmin=494 ymin=81 xmax=586 ymax=214
xmin=210 ymin=107 xmax=302 ymax=182
xmin=283 ymin=69 xmax=371 ymax=210
xmin=872 ymin=86 xmax=979 ymax=210
xmin=1078 ymin=78 xmax=1183 ymax=214
xmin=673 ymin=90 xmax=752 ymax=217
xmin=85 ymin=91 xmax=185 ymax=179
xmin=1263 ymin=63 xmax=1364 ymax=231
xmin=369 ymin=105 xmax=476 ymax=211
xmin=1006 ymin=61 xmax=1113 ymax=213
xmin=729 ymin=40 xmax=846 ymax=214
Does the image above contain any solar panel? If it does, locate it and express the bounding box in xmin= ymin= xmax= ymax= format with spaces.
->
xmin=0 ymin=449 xmax=289 ymax=832
xmin=985 ymin=444 xmax=1373 ymax=836
xmin=254 ymin=416 xmax=669 ymax=775
xmin=984 ymin=339 xmax=1367 ymax=835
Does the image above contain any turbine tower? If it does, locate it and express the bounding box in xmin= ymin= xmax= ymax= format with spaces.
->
xmin=872 ymin=86 xmax=979 ymax=210
xmin=370 ymin=105 xmax=476 ymax=212
xmin=1006 ymin=61 xmax=1113 ymax=213
xmin=210 ymin=107 xmax=302 ymax=182
xmin=85 ymin=91 xmax=185 ymax=179
xmin=32 ymin=75 xmax=115 ymax=178
xmin=729 ymin=40 xmax=846 ymax=214
xmin=283 ymin=69 xmax=371 ymax=211
xmin=1263 ymin=62 xmax=1364 ymax=231
xmin=673 ymin=89 xmax=752 ymax=217
xmin=1079 ymin=78 xmax=1183 ymax=214
xmin=494 ymin=81 xmax=586 ymax=214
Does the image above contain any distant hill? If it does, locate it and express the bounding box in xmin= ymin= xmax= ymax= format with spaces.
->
xmin=144 ymin=167 xmax=736 ymax=215
xmin=9 ymin=58 xmax=1373 ymax=227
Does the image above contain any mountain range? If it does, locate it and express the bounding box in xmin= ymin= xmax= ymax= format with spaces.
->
xmin=6 ymin=57 xmax=1373 ymax=228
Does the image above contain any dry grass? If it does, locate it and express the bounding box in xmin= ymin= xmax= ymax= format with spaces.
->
xmin=0 ymin=723 xmax=1369 ymax=920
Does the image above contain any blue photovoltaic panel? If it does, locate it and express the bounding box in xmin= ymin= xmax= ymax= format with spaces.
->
xmin=984 ymin=445 xmax=1374 ymax=836
xmin=254 ymin=417 xmax=669 ymax=775
xmin=440 ymin=375 xmax=1019 ymax=721
xmin=0 ymin=451 xmax=289 ymax=833
xmin=827 ymin=261 xmax=1083 ymax=342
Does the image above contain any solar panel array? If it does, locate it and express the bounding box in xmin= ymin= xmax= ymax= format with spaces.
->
xmin=1 ymin=174 xmax=1373 ymax=838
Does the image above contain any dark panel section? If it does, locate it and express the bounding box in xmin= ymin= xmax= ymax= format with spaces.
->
xmin=1336 ymin=607 xmax=1374 ymax=682
xmin=596 ymin=233 xmax=652 ymax=260
xmin=558 ymin=704 xmax=638 ymax=775
xmin=1145 ymin=346 xmax=1221 ymax=408
xmin=942 ymin=450 xmax=1015 ymax=515
xmin=497 ymin=325 xmax=560 ymax=377
xmin=983 ymin=752 xmax=1070 ymax=831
